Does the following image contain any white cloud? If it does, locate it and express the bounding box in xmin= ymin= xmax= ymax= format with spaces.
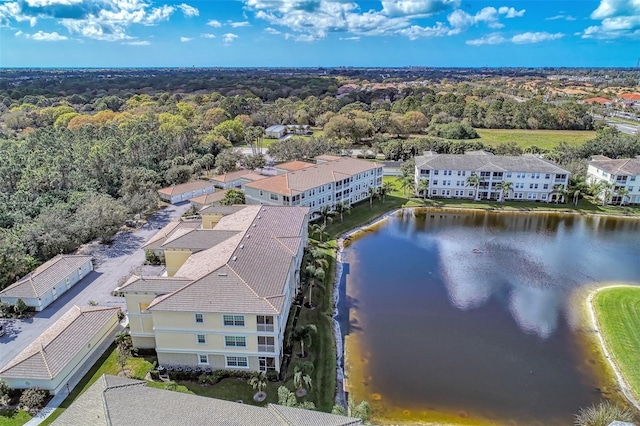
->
xmin=398 ymin=22 xmax=449 ymax=39
xmin=264 ymin=27 xmax=280 ymax=34
xmin=206 ymin=19 xmax=222 ymax=27
xmin=498 ymin=6 xmax=525 ymax=18
xmin=222 ymin=32 xmax=238 ymax=44
xmin=122 ymin=40 xmax=150 ymax=45
xmin=180 ymin=36 xmax=192 ymax=42
xmin=381 ymin=0 xmax=460 ymax=16
xmin=15 ymin=30 xmax=23 ymax=36
xmin=339 ymin=36 xmax=360 ymax=40
xmin=583 ymin=0 xmax=640 ymax=38
xmin=230 ymin=20 xmax=250 ymax=27
xmin=546 ymin=14 xmax=576 ymax=21
xmin=26 ymin=30 xmax=68 ymax=40
xmin=178 ymin=3 xmax=199 ymax=17
xmin=0 ymin=0 xmax=178 ymax=40
xmin=511 ymin=31 xmax=564 ymax=43
xmin=201 ymin=32 xmax=216 ymax=38
xmin=467 ymin=31 xmax=564 ymax=45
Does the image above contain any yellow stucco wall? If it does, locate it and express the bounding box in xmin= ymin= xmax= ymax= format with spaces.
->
xmin=201 ymin=213 xmax=223 ymax=229
xmin=165 ymin=249 xmax=193 ymax=276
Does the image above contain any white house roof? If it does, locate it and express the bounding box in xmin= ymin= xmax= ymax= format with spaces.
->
xmin=266 ymin=125 xmax=286 ymax=132
xmin=0 ymin=255 xmax=92 ymax=299
xmin=52 ymin=374 xmax=362 ymax=426
xmin=0 ymin=306 xmax=120 ymax=379
xmin=589 ymin=156 xmax=640 ymax=175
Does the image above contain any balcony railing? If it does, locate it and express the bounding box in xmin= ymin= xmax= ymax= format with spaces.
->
xmin=258 ymin=344 xmax=275 ymax=352
xmin=257 ymin=324 xmax=274 ymax=332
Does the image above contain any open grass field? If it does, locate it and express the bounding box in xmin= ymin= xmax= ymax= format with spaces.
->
xmin=472 ymin=128 xmax=597 ymax=150
xmin=592 ymin=286 xmax=640 ymax=402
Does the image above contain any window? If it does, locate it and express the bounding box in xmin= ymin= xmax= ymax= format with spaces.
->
xmin=545 ymin=174 xmax=551 ymax=179
xmin=630 ymin=176 xmax=636 ymax=182
xmin=197 ymin=334 xmax=206 ymax=344
xmin=195 ymin=313 xmax=204 ymax=324
xmin=468 ymin=191 xmax=473 ymax=197
xmin=199 ymin=354 xmax=208 ymax=364
xmin=270 ymin=193 xmax=278 ymax=201
xmin=226 ymin=356 xmax=248 ymax=368
xmin=433 ymin=170 xmax=439 ymax=175
xmin=431 ymin=189 xmax=438 ymax=195
xmin=259 ymin=357 xmax=276 ymax=372
xmin=223 ymin=315 xmax=245 ymax=326
xmin=225 ymin=336 xmax=247 ymax=347
xmin=543 ymin=184 xmax=549 ymax=190
xmin=528 ymin=193 xmax=537 ymax=200
xmin=628 ymin=187 xmax=634 ymax=192
xmin=139 ymin=303 xmax=150 ymax=314
xmin=541 ymin=194 xmax=548 ymax=200
xmin=506 ymin=172 xmax=512 ymax=178
xmin=433 ymin=180 xmax=438 ymax=185
xmin=257 ymin=316 xmax=274 ymax=332
xmin=258 ymin=336 xmax=275 ymax=352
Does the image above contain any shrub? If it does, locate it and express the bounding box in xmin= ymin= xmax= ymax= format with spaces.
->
xmin=574 ymin=401 xmax=637 ymax=426
xmin=19 ymin=387 xmax=49 ymax=414
xmin=13 ymin=299 xmax=28 ymax=318
xmin=0 ymin=379 xmax=10 ymax=407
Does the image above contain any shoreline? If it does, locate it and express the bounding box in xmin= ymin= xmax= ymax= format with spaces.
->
xmin=586 ymin=285 xmax=640 ymax=412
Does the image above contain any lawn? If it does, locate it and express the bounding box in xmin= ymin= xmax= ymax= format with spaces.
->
xmin=472 ymin=128 xmax=596 ymax=150
xmin=179 ymin=379 xmax=282 ymax=405
xmin=592 ymin=287 xmax=640 ymax=401
xmin=0 ymin=409 xmax=31 ymax=426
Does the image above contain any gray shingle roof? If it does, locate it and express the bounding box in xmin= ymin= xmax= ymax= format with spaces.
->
xmin=0 ymin=255 xmax=92 ymax=299
xmin=148 ymin=206 xmax=309 ymax=315
xmin=0 ymin=306 xmax=120 ymax=379
xmin=415 ymin=153 xmax=570 ymax=174
xmin=52 ymin=374 xmax=362 ymax=426
xmin=589 ymin=156 xmax=640 ymax=175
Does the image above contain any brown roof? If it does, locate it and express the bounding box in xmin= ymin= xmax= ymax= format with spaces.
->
xmin=246 ymin=157 xmax=379 ymax=196
xmin=619 ymin=93 xmax=640 ymax=101
xmin=148 ymin=205 xmax=309 ymax=315
xmin=275 ymin=160 xmax=315 ymax=172
xmin=199 ymin=205 xmax=248 ymax=215
xmin=157 ymin=180 xmax=214 ymax=197
xmin=141 ymin=219 xmax=201 ymax=250
xmin=162 ymin=229 xmax=240 ymax=251
xmin=589 ymin=156 xmax=640 ymax=175
xmin=188 ymin=190 xmax=228 ymax=206
xmin=315 ymin=154 xmax=341 ymax=162
xmin=583 ymin=97 xmax=612 ymax=104
xmin=0 ymin=306 xmax=120 ymax=379
xmin=0 ymin=255 xmax=93 ymax=299
xmin=210 ymin=169 xmax=252 ymax=183
xmin=240 ymin=172 xmax=270 ymax=182
xmin=52 ymin=374 xmax=362 ymax=426
xmin=116 ymin=276 xmax=192 ymax=294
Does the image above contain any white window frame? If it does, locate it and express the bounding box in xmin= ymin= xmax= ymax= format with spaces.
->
xmin=223 ymin=315 xmax=245 ymax=327
xmin=225 ymin=356 xmax=249 ymax=368
xmin=224 ymin=336 xmax=247 ymax=347
xmin=196 ymin=334 xmax=206 ymax=345
xmin=199 ymin=354 xmax=209 ymax=364
xmin=194 ymin=313 xmax=204 ymax=324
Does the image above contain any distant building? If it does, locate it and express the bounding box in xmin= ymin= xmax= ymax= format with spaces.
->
xmin=274 ymin=160 xmax=315 ymax=174
xmin=587 ymin=155 xmax=640 ymax=205
xmin=618 ymin=93 xmax=640 ymax=106
xmin=210 ymin=169 xmax=253 ymax=189
xmin=188 ymin=190 xmax=229 ymax=209
xmin=52 ymin=374 xmax=362 ymax=426
xmin=0 ymin=306 xmax=121 ymax=394
xmin=0 ymin=255 xmax=93 ymax=311
xmin=414 ymin=151 xmax=570 ymax=202
xmin=583 ymin=97 xmax=612 ymax=106
xmin=265 ymin=125 xmax=287 ymax=139
xmin=158 ymin=180 xmax=216 ymax=205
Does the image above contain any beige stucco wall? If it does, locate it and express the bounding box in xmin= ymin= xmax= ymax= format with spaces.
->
xmin=201 ymin=213 xmax=223 ymax=229
xmin=165 ymin=249 xmax=193 ymax=276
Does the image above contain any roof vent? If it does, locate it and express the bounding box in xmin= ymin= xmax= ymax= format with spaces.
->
xmin=252 ymin=224 xmax=256 ymax=227
xmin=232 ymin=256 xmax=237 ymax=261
xmin=257 ymin=216 xmax=261 ymax=219
xmin=218 ymin=273 xmax=228 ymax=276
xmin=240 ymin=244 xmax=244 ymax=249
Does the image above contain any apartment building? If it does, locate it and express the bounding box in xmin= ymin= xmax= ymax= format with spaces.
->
xmin=118 ymin=205 xmax=309 ymax=373
xmin=587 ymin=155 xmax=640 ymax=205
xmin=414 ymin=151 xmax=571 ymax=202
xmin=244 ymin=157 xmax=383 ymax=216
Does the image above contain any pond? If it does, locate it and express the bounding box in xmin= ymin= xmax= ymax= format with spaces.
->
xmin=339 ymin=209 xmax=640 ymax=425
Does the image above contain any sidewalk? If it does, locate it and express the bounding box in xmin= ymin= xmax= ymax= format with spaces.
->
xmin=24 ymin=325 xmax=123 ymax=425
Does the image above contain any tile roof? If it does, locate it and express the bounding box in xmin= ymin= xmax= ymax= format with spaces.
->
xmin=161 ymin=229 xmax=240 ymax=251
xmin=188 ymin=190 xmax=229 ymax=206
xmin=619 ymin=93 xmax=640 ymax=101
xmin=246 ymin=157 xmax=380 ymax=196
xmin=52 ymin=374 xmax=361 ymax=426
xmin=583 ymin=97 xmax=612 ymax=104
xmin=0 ymin=306 xmax=120 ymax=379
xmin=116 ymin=276 xmax=192 ymax=294
xmin=157 ymin=180 xmax=214 ymax=197
xmin=275 ymin=160 xmax=315 ymax=172
xmin=239 ymin=172 xmax=270 ymax=182
xmin=199 ymin=205 xmax=248 ymax=215
xmin=315 ymin=154 xmax=342 ymax=162
xmin=149 ymin=205 xmax=309 ymax=314
xmin=415 ymin=153 xmax=570 ymax=174
xmin=141 ymin=219 xmax=201 ymax=250
xmin=211 ymin=169 xmax=252 ymax=183
xmin=589 ymin=156 xmax=640 ymax=175
xmin=0 ymin=255 xmax=92 ymax=299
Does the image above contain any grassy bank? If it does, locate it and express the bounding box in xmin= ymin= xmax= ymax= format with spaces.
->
xmin=473 ymin=128 xmax=596 ymax=150
xmin=592 ymin=287 xmax=640 ymax=403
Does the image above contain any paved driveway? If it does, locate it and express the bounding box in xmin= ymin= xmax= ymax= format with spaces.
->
xmin=0 ymin=203 xmax=191 ymax=369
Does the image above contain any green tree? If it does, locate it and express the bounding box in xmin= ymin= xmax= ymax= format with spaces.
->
xmin=616 ymin=186 xmax=630 ymax=206
xmin=220 ymin=189 xmax=245 ymax=205
xmin=213 ymin=120 xmax=245 ymax=145
xmin=349 ymin=400 xmax=372 ymax=423
xmin=498 ymin=181 xmax=513 ymax=203
xmin=304 ymin=264 xmax=325 ymax=308
xmin=332 ymin=201 xmax=351 ymax=223
xmin=317 ymin=205 xmax=336 ymax=226
xmin=214 ymin=149 xmax=242 ymax=174
xmin=398 ymin=175 xmax=415 ymax=196
xmin=248 ymin=371 xmax=268 ymax=400
xmin=293 ymin=324 xmax=317 ymax=358
xmin=165 ymin=165 xmax=193 ymax=185
xmin=14 ymin=298 xmax=28 ymax=318
xmin=417 ymin=178 xmax=430 ymax=200
xmin=466 ymin=173 xmax=484 ymax=201
xmin=309 ymin=223 xmax=328 ymax=243
xmin=378 ymin=181 xmax=394 ymax=203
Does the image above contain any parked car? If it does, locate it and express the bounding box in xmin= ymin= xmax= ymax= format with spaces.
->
xmin=0 ymin=322 xmax=6 ymax=337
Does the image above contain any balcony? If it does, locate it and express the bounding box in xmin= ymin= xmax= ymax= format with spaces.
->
xmin=257 ymin=324 xmax=274 ymax=332
xmin=258 ymin=344 xmax=275 ymax=352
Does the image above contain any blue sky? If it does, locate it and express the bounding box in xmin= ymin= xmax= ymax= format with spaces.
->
xmin=0 ymin=0 xmax=638 ymax=67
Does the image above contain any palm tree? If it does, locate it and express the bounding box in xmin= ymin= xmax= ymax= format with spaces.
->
xmin=317 ymin=205 xmax=336 ymax=226
xmin=598 ymin=181 xmax=614 ymax=206
xmin=553 ymin=184 xmax=567 ymax=204
xmin=304 ymin=264 xmax=325 ymax=308
xmin=293 ymin=361 xmax=314 ymax=396
xmin=398 ymin=175 xmax=415 ymax=196
xmin=248 ymin=371 xmax=268 ymax=401
xmin=616 ymin=187 xmax=630 ymax=206
xmin=293 ymin=324 xmax=317 ymax=358
xmin=332 ymin=201 xmax=351 ymax=223
xmin=498 ymin=181 xmax=513 ymax=203
xmin=417 ymin=178 xmax=430 ymax=201
xmin=378 ymin=181 xmax=394 ymax=203
xmin=466 ymin=173 xmax=483 ymax=201
xmin=309 ymin=223 xmax=327 ymax=243
xmin=367 ymin=186 xmax=376 ymax=208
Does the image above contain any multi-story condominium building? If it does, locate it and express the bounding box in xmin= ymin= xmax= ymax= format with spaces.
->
xmin=414 ymin=151 xmax=571 ymax=202
xmin=244 ymin=156 xmax=383 ymax=216
xmin=118 ymin=205 xmax=309 ymax=373
xmin=587 ymin=155 xmax=640 ymax=205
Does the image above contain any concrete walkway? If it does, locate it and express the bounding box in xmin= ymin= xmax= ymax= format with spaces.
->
xmin=24 ymin=324 xmax=124 ymax=425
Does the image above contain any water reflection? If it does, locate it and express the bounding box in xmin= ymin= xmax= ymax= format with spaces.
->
xmin=343 ymin=210 xmax=640 ymax=424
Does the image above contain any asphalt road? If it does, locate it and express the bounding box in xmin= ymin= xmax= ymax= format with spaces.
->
xmin=606 ymin=120 xmax=640 ymax=135
xmin=0 ymin=203 xmax=191 ymax=369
